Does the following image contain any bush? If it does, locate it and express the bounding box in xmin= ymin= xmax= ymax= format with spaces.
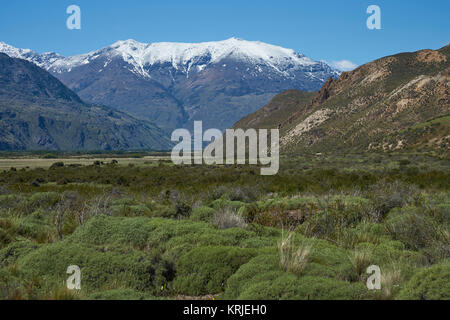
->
xmin=366 ymin=181 xmax=421 ymax=221
xmin=173 ymin=246 xmax=257 ymax=296
xmin=17 ymin=241 xmax=174 ymax=295
xmin=396 ymin=262 xmax=450 ymax=300
xmin=67 ymin=215 xmax=263 ymax=260
xmin=224 ymin=253 xmax=368 ymax=300
xmin=210 ymin=199 xmax=245 ymax=211
xmin=0 ymin=240 xmax=38 ymax=268
xmin=386 ymin=208 xmax=449 ymax=262
xmin=0 ymin=228 xmax=14 ymax=249
xmin=191 ymin=206 xmax=216 ymax=222
xmin=227 ymin=186 xmax=259 ymax=203
xmin=28 ymin=192 xmax=61 ymax=211
xmin=237 ymin=275 xmax=369 ymax=300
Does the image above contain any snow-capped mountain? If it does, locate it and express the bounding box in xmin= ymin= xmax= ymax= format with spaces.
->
xmin=0 ymin=38 xmax=339 ymax=132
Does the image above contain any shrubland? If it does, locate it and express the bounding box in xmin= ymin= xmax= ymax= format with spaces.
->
xmin=0 ymin=152 xmax=448 ymax=300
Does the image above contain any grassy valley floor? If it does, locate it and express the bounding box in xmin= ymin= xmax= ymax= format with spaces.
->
xmin=0 ymin=152 xmax=448 ymax=300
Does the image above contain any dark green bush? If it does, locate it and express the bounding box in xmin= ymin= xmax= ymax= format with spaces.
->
xmin=396 ymin=262 xmax=450 ymax=300
xmin=17 ymin=241 xmax=174 ymax=295
xmin=224 ymin=253 xmax=368 ymax=300
xmin=191 ymin=206 xmax=216 ymax=222
xmin=173 ymin=246 xmax=258 ymax=296
xmin=238 ymin=275 xmax=369 ymax=300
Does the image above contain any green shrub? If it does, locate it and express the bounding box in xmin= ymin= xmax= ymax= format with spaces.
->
xmin=67 ymin=216 xmax=265 ymax=259
xmin=0 ymin=228 xmax=14 ymax=249
xmin=27 ymin=192 xmax=61 ymax=211
xmin=0 ymin=240 xmax=39 ymax=268
xmin=223 ymin=253 xmax=280 ymax=299
xmin=238 ymin=275 xmax=369 ymax=300
xmin=210 ymin=199 xmax=245 ymax=211
xmin=366 ymin=181 xmax=421 ymax=221
xmin=173 ymin=246 xmax=258 ymax=296
xmin=386 ymin=207 xmax=449 ymax=262
xmin=191 ymin=206 xmax=216 ymax=222
xmin=17 ymin=241 xmax=174 ymax=295
xmin=396 ymin=262 xmax=450 ymax=300
xmin=224 ymin=252 xmax=368 ymax=300
xmin=227 ymin=186 xmax=259 ymax=203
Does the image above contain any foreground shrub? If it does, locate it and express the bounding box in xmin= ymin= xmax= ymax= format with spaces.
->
xmin=67 ymin=215 xmax=266 ymax=260
xmin=0 ymin=240 xmax=38 ymax=268
xmin=396 ymin=262 xmax=450 ymax=300
xmin=16 ymin=241 xmax=174 ymax=295
xmin=238 ymin=275 xmax=369 ymax=300
xmin=173 ymin=246 xmax=257 ymax=296
xmin=224 ymin=253 xmax=368 ymax=300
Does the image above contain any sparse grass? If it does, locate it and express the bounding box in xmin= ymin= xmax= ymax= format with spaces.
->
xmin=212 ymin=208 xmax=247 ymax=230
xmin=278 ymin=232 xmax=312 ymax=276
xmin=379 ymin=266 xmax=403 ymax=300
xmin=349 ymin=249 xmax=373 ymax=279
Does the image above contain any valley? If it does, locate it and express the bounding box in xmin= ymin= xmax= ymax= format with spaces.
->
xmin=0 ymin=38 xmax=448 ymax=301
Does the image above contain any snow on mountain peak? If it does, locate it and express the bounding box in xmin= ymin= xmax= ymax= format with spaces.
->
xmin=0 ymin=39 xmax=337 ymax=78
xmin=0 ymin=42 xmax=33 ymax=59
xmin=108 ymin=37 xmax=316 ymax=67
xmin=96 ymin=38 xmax=323 ymax=77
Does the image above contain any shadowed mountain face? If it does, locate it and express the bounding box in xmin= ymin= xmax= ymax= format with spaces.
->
xmin=234 ymin=45 xmax=449 ymax=154
xmin=0 ymin=38 xmax=339 ymax=133
xmin=0 ymin=53 xmax=172 ymax=151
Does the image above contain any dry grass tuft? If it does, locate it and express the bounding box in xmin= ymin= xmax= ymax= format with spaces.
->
xmin=278 ymin=232 xmax=312 ymax=276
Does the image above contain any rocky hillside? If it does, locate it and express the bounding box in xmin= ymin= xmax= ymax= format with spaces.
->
xmin=237 ymin=45 xmax=449 ymax=154
xmin=0 ymin=53 xmax=171 ymax=151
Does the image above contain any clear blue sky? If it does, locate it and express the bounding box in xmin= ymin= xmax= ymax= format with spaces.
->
xmin=0 ymin=0 xmax=448 ymax=67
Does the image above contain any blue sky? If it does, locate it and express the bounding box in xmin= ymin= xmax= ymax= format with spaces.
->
xmin=0 ymin=0 xmax=448 ymax=69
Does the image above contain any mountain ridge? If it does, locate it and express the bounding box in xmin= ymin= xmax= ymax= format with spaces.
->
xmin=0 ymin=53 xmax=172 ymax=151
xmin=0 ymin=39 xmax=339 ymax=132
